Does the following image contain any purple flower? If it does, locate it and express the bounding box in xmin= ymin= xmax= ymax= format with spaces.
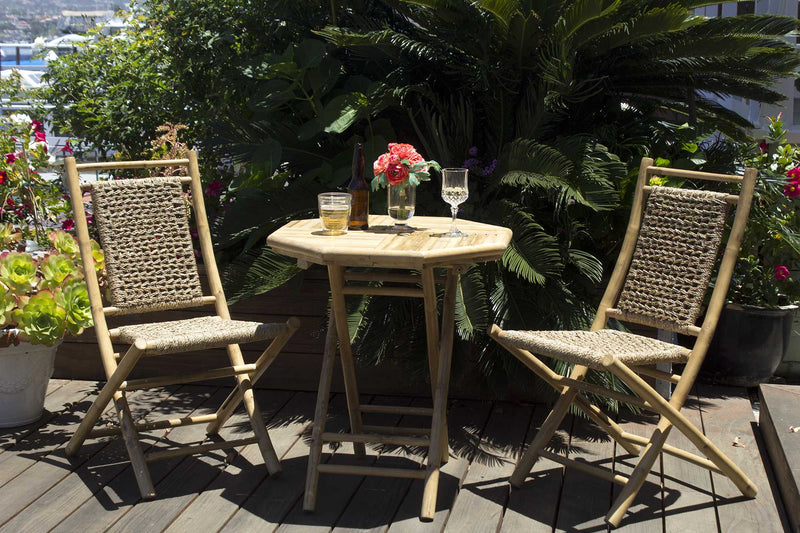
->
xmin=468 ymin=146 xmax=478 ymax=157
xmin=481 ymin=159 xmax=498 ymax=176
xmin=462 ymin=158 xmax=480 ymax=169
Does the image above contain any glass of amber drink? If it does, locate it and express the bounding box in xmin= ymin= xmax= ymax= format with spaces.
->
xmin=318 ymin=192 xmax=352 ymax=235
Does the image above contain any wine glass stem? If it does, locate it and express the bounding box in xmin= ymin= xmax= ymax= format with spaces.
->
xmin=450 ymin=205 xmax=459 ymax=233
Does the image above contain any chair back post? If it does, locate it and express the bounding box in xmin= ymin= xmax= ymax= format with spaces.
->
xmin=65 ymin=156 xmax=119 ymax=378
xmin=591 ymin=157 xmax=653 ymax=331
xmin=186 ymin=150 xmax=231 ymax=320
xmin=676 ymin=166 xmax=758 ymax=389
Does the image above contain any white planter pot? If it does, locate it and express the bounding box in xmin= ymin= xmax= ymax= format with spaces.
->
xmin=0 ymin=341 xmax=60 ymax=428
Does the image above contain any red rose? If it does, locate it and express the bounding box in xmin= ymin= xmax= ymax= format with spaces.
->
xmin=373 ymin=153 xmax=391 ymax=176
xmin=385 ymin=163 xmax=409 ymax=185
xmin=388 ymin=143 xmax=417 ymax=161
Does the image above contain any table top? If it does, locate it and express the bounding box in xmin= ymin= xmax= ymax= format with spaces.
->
xmin=267 ymin=215 xmax=513 ymax=269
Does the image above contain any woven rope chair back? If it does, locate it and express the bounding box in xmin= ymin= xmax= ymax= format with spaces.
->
xmin=613 ymin=186 xmax=730 ymax=334
xmin=89 ymin=177 xmax=205 ymax=314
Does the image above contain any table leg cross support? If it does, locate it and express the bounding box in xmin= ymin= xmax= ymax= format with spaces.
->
xmin=303 ymin=265 xmax=462 ymax=521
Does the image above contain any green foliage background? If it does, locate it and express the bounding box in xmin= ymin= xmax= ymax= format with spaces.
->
xmin=42 ymin=0 xmax=800 ymax=398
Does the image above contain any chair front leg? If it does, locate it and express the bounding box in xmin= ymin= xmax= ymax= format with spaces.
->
xmin=113 ymin=390 xmax=155 ymax=498
xmin=510 ymin=378 xmax=581 ymax=487
xmin=66 ymin=340 xmax=147 ymax=456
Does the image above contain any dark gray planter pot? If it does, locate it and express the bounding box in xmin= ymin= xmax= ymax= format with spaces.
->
xmin=701 ymin=303 xmax=797 ymax=387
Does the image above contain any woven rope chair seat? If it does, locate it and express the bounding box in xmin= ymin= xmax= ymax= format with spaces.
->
xmin=498 ymin=329 xmax=691 ymax=370
xmin=115 ymin=316 xmax=288 ymax=356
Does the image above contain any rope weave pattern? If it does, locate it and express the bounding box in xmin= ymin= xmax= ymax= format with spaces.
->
xmin=116 ymin=316 xmax=288 ymax=355
xmin=499 ymin=329 xmax=691 ymax=370
xmin=615 ymin=186 xmax=729 ymax=333
xmin=90 ymin=177 xmax=203 ymax=312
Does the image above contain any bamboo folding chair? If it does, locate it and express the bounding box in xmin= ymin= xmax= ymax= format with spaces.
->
xmin=63 ymin=151 xmax=300 ymax=498
xmin=489 ymin=157 xmax=759 ymax=527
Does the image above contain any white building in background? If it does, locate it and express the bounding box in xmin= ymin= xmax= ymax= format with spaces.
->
xmin=696 ymin=0 xmax=800 ymax=140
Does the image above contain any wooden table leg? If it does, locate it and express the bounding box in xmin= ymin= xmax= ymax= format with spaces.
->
xmin=420 ymin=266 xmax=459 ymax=520
xmin=304 ymin=312 xmax=338 ymax=512
xmin=328 ymin=264 xmax=367 ymax=458
xmin=421 ymin=266 xmax=449 ymax=464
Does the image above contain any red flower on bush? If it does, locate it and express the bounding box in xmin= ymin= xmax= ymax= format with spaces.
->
xmin=785 ymin=169 xmax=800 ymax=198
xmin=759 ymin=141 xmax=769 ymax=154
xmin=34 ymin=131 xmax=46 ymax=143
xmin=30 ymin=120 xmax=44 ymax=133
xmin=60 ymin=142 xmax=73 ymax=155
xmin=5 ymin=152 xmax=19 ymax=165
xmin=774 ymin=265 xmax=791 ymax=281
xmin=204 ymin=180 xmax=224 ymax=197
xmin=0 ymin=170 xmax=6 ymax=185
xmin=61 ymin=218 xmax=75 ymax=231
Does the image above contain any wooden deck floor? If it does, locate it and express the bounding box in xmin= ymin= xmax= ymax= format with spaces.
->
xmin=0 ymin=380 xmax=789 ymax=532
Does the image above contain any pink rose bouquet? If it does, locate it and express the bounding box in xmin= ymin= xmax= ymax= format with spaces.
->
xmin=372 ymin=143 xmax=440 ymax=190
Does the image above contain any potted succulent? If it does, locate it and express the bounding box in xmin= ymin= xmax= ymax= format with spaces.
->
xmin=0 ymin=112 xmax=102 ymax=426
xmin=702 ymin=114 xmax=800 ymax=386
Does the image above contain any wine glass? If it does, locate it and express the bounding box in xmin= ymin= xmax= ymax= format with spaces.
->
xmin=441 ymin=168 xmax=468 ymax=237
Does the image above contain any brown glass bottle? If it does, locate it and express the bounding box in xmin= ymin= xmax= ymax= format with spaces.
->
xmin=348 ymin=142 xmax=369 ymax=230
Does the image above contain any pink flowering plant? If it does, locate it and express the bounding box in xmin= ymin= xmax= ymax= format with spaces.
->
xmin=0 ymin=113 xmax=74 ymax=243
xmin=0 ymin=113 xmax=104 ymax=346
xmin=371 ymin=143 xmax=440 ymax=190
xmin=729 ymin=114 xmax=800 ymax=307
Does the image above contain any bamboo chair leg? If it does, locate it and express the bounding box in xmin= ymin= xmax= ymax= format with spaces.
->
xmin=607 ymin=417 xmax=673 ymax=527
xmin=488 ymin=326 xmax=641 ymax=457
xmin=603 ymin=354 xmax=757 ymax=497
xmin=241 ymin=381 xmax=281 ymax=475
xmin=421 ymin=266 xmax=448 ymax=464
xmin=114 ymin=391 xmax=155 ymax=498
xmin=510 ymin=379 xmax=581 ymax=487
xmin=420 ymin=268 xmax=458 ymax=521
xmin=66 ymin=340 xmax=147 ymax=456
xmin=328 ymin=265 xmax=366 ymax=459
xmin=206 ymin=318 xmax=300 ymax=435
xmin=304 ymin=313 xmax=338 ymax=512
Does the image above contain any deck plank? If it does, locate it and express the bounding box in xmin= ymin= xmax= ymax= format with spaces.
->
xmin=662 ymin=393 xmax=716 ymax=533
xmin=218 ymin=393 xmax=352 ymax=533
xmin=105 ymin=389 xmax=294 ymax=533
xmin=47 ymin=386 xmax=219 ymax=533
xmin=0 ymin=381 xmax=94 ymax=460
xmin=386 ymin=399 xmax=493 ymax=533
xmin=165 ymin=391 xmax=316 ymax=533
xmin=500 ymin=404 xmax=570 ymax=533
xmin=554 ymin=414 xmax=615 ymax=533
xmin=697 ymin=385 xmax=789 ymax=533
xmin=272 ymin=395 xmax=404 ymax=533
xmin=444 ymin=402 xmax=532 ymax=533
xmin=0 ymin=384 xmax=181 ymax=531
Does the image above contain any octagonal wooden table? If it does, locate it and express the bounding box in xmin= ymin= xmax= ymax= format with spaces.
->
xmin=267 ymin=215 xmax=512 ymax=520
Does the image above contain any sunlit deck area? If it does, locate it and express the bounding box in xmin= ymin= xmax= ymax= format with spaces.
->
xmin=0 ymin=380 xmax=788 ymax=532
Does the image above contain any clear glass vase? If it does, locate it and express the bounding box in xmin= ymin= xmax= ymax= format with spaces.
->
xmin=387 ymin=184 xmax=416 ymax=230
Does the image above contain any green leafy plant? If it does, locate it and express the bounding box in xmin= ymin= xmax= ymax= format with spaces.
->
xmin=0 ymin=229 xmax=103 ymax=346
